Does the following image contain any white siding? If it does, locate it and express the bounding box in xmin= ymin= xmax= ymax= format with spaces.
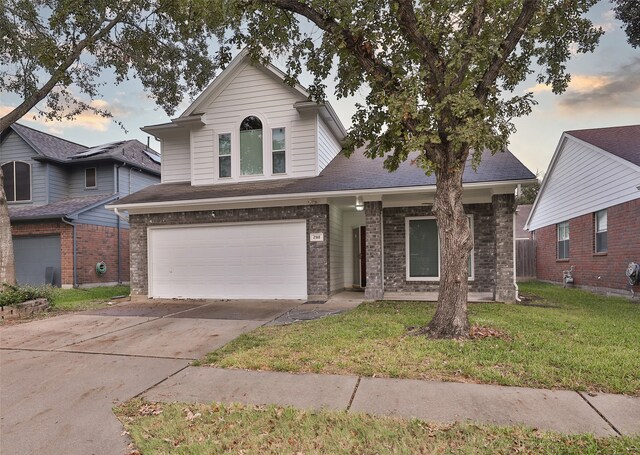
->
xmin=329 ymin=205 xmax=344 ymax=292
xmin=190 ymin=62 xmax=316 ymax=185
xmin=528 ymin=136 xmax=640 ymax=231
xmin=161 ymin=131 xmax=190 ymax=183
xmin=342 ymin=211 xmax=366 ymax=288
xmin=317 ymin=116 xmax=342 ymax=172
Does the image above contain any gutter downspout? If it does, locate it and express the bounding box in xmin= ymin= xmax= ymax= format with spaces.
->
xmin=61 ymin=217 xmax=77 ymax=288
xmin=115 ymin=163 xmax=124 ymax=284
xmin=513 ymin=210 xmax=521 ymax=302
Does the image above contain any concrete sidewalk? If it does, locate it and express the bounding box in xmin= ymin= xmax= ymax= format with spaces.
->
xmin=144 ymin=367 xmax=640 ymax=437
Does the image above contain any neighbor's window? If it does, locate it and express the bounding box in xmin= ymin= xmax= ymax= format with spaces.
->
xmin=1 ymin=161 xmax=31 ymax=202
xmin=240 ymin=116 xmax=263 ymax=175
xmin=272 ymin=127 xmax=286 ymax=174
xmin=406 ymin=217 xmax=474 ymax=280
xmin=218 ymin=133 xmax=231 ymax=178
xmin=595 ymin=209 xmax=607 ymax=253
xmin=557 ymin=221 xmax=570 ymax=259
xmin=85 ymin=168 xmax=97 ymax=188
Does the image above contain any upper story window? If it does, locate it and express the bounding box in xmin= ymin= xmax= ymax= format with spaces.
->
xmin=1 ymin=161 xmax=31 ymax=202
xmin=557 ymin=221 xmax=569 ymax=259
xmin=85 ymin=168 xmax=97 ymax=188
xmin=272 ymin=128 xmax=286 ymax=174
xmin=595 ymin=209 xmax=607 ymax=253
xmin=240 ymin=116 xmax=263 ymax=176
xmin=218 ymin=133 xmax=231 ymax=178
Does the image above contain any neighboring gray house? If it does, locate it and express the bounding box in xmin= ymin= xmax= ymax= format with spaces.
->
xmin=1 ymin=123 xmax=160 ymax=287
xmin=109 ymin=50 xmax=536 ymax=302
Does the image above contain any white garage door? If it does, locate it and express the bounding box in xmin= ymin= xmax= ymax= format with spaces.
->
xmin=148 ymin=221 xmax=307 ymax=299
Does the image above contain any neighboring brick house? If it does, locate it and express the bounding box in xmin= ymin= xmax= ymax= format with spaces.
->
xmin=526 ymin=125 xmax=640 ymax=295
xmin=1 ymin=123 xmax=161 ymax=287
xmin=109 ymin=50 xmax=536 ymax=302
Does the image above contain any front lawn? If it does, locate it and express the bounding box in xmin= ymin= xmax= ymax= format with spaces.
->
xmin=203 ymin=282 xmax=640 ymax=395
xmin=116 ymin=399 xmax=640 ymax=454
xmin=51 ymin=285 xmax=130 ymax=311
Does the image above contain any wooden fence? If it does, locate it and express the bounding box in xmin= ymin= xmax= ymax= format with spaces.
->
xmin=516 ymin=239 xmax=536 ymax=279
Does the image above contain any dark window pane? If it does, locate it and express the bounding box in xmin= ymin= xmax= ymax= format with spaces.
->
xmin=2 ymin=162 xmax=15 ymax=202
xmin=219 ymin=156 xmax=231 ymax=178
xmin=273 ymin=150 xmax=286 ymax=174
xmin=596 ymin=232 xmax=607 ymax=253
xmin=14 ymin=161 xmax=30 ymax=200
xmin=558 ymin=239 xmax=569 ymax=259
xmin=240 ymin=116 xmax=262 ymax=131
xmin=409 ymin=219 xmax=439 ymax=277
xmin=85 ymin=168 xmax=96 ymax=188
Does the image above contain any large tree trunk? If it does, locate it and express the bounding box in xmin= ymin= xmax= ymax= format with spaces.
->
xmin=421 ymin=163 xmax=473 ymax=338
xmin=0 ymin=167 xmax=16 ymax=287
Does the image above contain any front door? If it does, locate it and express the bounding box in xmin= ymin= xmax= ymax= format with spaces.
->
xmin=352 ymin=226 xmax=366 ymax=287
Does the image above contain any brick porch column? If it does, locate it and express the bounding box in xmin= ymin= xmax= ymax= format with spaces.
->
xmin=364 ymin=201 xmax=384 ymax=300
xmin=128 ymin=214 xmax=149 ymax=297
xmin=493 ymin=193 xmax=516 ymax=302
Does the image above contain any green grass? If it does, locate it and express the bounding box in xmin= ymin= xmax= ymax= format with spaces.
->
xmin=115 ymin=399 xmax=640 ymax=454
xmin=50 ymin=285 xmax=130 ymax=311
xmin=203 ymin=282 xmax=640 ymax=395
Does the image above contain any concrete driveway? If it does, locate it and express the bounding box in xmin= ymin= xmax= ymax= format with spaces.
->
xmin=0 ymin=299 xmax=300 ymax=455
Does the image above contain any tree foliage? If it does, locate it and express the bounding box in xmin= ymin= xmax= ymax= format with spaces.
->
xmin=0 ymin=0 xmax=228 ymax=131
xmin=613 ymin=0 xmax=640 ymax=48
xmin=517 ymin=173 xmax=542 ymax=206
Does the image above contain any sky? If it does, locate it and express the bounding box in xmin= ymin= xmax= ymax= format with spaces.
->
xmin=2 ymin=2 xmax=638 ymax=178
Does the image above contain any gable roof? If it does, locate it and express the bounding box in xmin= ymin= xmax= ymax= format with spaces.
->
xmin=525 ymin=125 xmax=640 ymax=231
xmin=2 ymin=123 xmax=160 ymax=175
xmin=8 ymin=194 xmax=117 ymax=221
xmin=143 ymin=49 xmax=347 ymax=142
xmin=111 ymin=147 xmax=535 ymax=208
xmin=566 ymin=125 xmax=640 ymax=167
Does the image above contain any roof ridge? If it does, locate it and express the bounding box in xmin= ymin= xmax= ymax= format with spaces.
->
xmin=565 ymin=124 xmax=640 ymax=134
xmin=13 ymin=122 xmax=88 ymax=148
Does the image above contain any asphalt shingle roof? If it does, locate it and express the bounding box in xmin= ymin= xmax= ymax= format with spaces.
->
xmin=6 ymin=123 xmax=160 ymax=174
xmin=115 ymin=148 xmax=535 ymax=206
xmin=9 ymin=194 xmax=116 ymax=221
xmin=566 ymin=125 xmax=640 ymax=167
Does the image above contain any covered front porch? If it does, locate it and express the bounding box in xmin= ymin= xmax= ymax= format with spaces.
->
xmin=326 ymin=188 xmax=517 ymax=303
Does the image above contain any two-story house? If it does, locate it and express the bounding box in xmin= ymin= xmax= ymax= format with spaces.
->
xmin=109 ymin=50 xmax=536 ymax=303
xmin=526 ymin=125 xmax=640 ymax=295
xmin=1 ymin=123 xmax=160 ymax=287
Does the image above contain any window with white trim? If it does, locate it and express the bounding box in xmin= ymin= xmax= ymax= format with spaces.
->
xmin=240 ymin=116 xmax=263 ymax=175
xmin=272 ymin=127 xmax=286 ymax=174
xmin=1 ymin=161 xmax=31 ymax=202
xmin=218 ymin=133 xmax=231 ymax=178
xmin=557 ymin=221 xmax=569 ymax=259
xmin=406 ymin=216 xmax=474 ymax=280
xmin=595 ymin=210 xmax=607 ymax=253
xmin=85 ymin=168 xmax=97 ymax=188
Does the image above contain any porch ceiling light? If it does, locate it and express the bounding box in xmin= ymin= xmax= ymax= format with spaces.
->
xmin=355 ymin=195 xmax=364 ymax=211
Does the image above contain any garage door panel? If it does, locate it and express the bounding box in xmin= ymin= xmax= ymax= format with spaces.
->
xmin=149 ymin=222 xmax=307 ymax=299
xmin=13 ymin=236 xmax=61 ymax=287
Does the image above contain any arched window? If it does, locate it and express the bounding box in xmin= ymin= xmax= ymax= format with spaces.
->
xmin=2 ymin=161 xmax=31 ymax=202
xmin=240 ymin=116 xmax=263 ymax=175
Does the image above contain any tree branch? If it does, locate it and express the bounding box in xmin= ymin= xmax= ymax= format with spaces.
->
xmin=0 ymin=6 xmax=131 ymax=131
xmin=393 ymin=0 xmax=444 ymax=87
xmin=453 ymin=0 xmax=487 ymax=88
xmin=474 ymin=0 xmax=539 ymax=102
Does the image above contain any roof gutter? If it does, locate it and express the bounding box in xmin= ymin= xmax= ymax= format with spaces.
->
xmin=107 ymin=178 xmax=535 ymax=212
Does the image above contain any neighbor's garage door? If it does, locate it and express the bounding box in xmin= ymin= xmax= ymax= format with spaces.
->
xmin=13 ymin=235 xmax=62 ymax=287
xmin=148 ymin=221 xmax=307 ymax=299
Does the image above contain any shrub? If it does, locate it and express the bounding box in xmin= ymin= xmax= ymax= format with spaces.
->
xmin=0 ymin=283 xmax=55 ymax=307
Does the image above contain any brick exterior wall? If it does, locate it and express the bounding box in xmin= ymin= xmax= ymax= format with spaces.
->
xmin=76 ymin=224 xmax=130 ymax=285
xmin=493 ymin=194 xmax=516 ymax=302
xmin=535 ymin=198 xmax=640 ymax=293
xmin=11 ymin=221 xmax=74 ymax=286
xmin=128 ymin=205 xmax=330 ymax=299
xmin=11 ymin=221 xmax=128 ymax=287
xmin=382 ymin=203 xmax=498 ymax=294
xmin=364 ymin=201 xmax=384 ymax=300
